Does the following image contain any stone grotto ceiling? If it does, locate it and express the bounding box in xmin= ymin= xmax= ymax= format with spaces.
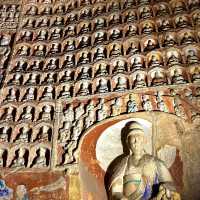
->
xmin=0 ymin=0 xmax=199 ymax=171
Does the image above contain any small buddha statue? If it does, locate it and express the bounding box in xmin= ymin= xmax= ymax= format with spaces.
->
xmin=173 ymin=2 xmax=186 ymax=14
xmin=113 ymin=60 xmax=126 ymax=74
xmin=78 ymin=36 xmax=91 ymax=49
xmin=64 ymin=40 xmax=76 ymax=52
xmin=187 ymin=49 xmax=199 ymax=65
xmin=134 ymin=74 xmax=146 ymax=88
xmin=163 ymin=34 xmax=177 ymax=47
xmin=131 ymin=57 xmax=144 ymax=71
xmin=142 ymin=22 xmax=155 ymax=35
xmin=144 ymin=39 xmax=158 ymax=52
xmin=176 ymin=16 xmax=189 ymax=28
xmin=60 ymin=70 xmax=72 ymax=82
xmin=63 ymin=55 xmax=75 ymax=68
xmin=36 ymin=125 xmax=51 ymax=142
xmin=110 ymin=44 xmax=122 ymax=57
xmin=151 ymin=71 xmax=167 ymax=86
xmin=80 ymin=8 xmax=92 ymax=19
xmin=148 ymin=54 xmax=163 ymax=68
xmin=125 ymin=25 xmax=138 ymax=37
xmin=72 ymin=119 xmax=84 ymax=140
xmin=29 ymin=60 xmax=42 ymax=71
xmin=97 ymin=79 xmax=109 ymax=93
xmin=32 ymin=147 xmax=47 ymax=168
xmin=20 ymin=106 xmax=33 ymax=122
xmin=40 ymin=105 xmax=52 ymax=121
xmin=167 ymin=53 xmax=182 ymax=66
xmin=77 ymin=82 xmax=90 ymax=96
xmin=23 ymin=19 xmax=35 ymax=28
xmin=42 ymin=6 xmax=52 ymax=15
xmin=55 ymin=5 xmax=65 ymax=14
xmin=94 ymin=32 xmax=106 ymax=45
xmin=45 ymin=73 xmax=56 ymax=84
xmin=188 ymin=0 xmax=200 ymax=10
xmin=85 ymin=110 xmax=96 ymax=129
xmin=97 ymin=102 xmax=109 ymax=122
xmin=16 ymin=45 xmax=29 ymax=56
xmin=64 ymin=105 xmax=74 ymax=123
xmin=20 ymin=31 xmax=33 ymax=42
xmin=181 ymin=32 xmax=195 ymax=45
xmin=96 ymin=64 xmax=109 ymax=77
xmin=125 ymin=11 xmax=137 ymax=23
xmin=193 ymin=12 xmax=200 ymax=26
xmin=110 ymin=29 xmax=122 ymax=40
xmin=115 ymin=77 xmax=127 ymax=92
xmin=15 ymin=127 xmax=30 ymax=143
xmin=58 ymin=85 xmax=71 ymax=99
xmin=25 ymin=73 xmax=38 ymax=85
xmin=158 ymin=19 xmax=172 ymax=32
xmin=79 ymin=23 xmax=91 ymax=34
xmin=13 ymin=60 xmax=27 ymax=72
xmin=78 ymin=52 xmax=90 ymax=65
xmin=64 ymin=26 xmax=76 ymax=38
xmin=58 ymin=122 xmax=71 ymax=143
xmin=126 ymin=42 xmax=140 ymax=55
xmin=53 ymin=16 xmax=64 ymax=26
xmin=75 ymin=103 xmax=85 ymax=121
xmin=1 ymin=107 xmax=15 ymax=122
xmin=48 ymin=43 xmax=61 ymax=55
xmin=86 ymin=100 xmax=95 ymax=114
xmin=111 ymin=98 xmax=122 ymax=117
xmin=172 ymin=69 xmax=187 ymax=84
xmin=8 ymin=73 xmax=22 ymax=85
xmin=36 ymin=29 xmax=48 ymax=41
xmin=157 ymin=3 xmax=170 ymax=16
xmin=50 ymin=28 xmax=62 ymax=40
xmin=109 ymin=14 xmax=121 ymax=26
xmin=11 ymin=148 xmax=26 ymax=168
xmin=94 ymin=5 xmax=105 ymax=16
xmin=109 ymin=2 xmax=120 ymax=11
xmin=124 ymin=0 xmax=135 ymax=8
xmin=46 ymin=59 xmax=58 ymax=70
xmin=4 ymin=88 xmax=17 ymax=102
xmin=38 ymin=18 xmax=49 ymax=27
xmin=192 ymin=68 xmax=200 ymax=83
xmin=93 ymin=47 xmax=106 ymax=62
xmin=22 ymin=87 xmax=35 ymax=101
xmin=140 ymin=6 xmax=153 ymax=19
xmin=127 ymin=94 xmax=138 ymax=113
xmin=0 ymin=126 xmax=9 ymax=142
xmin=142 ymin=95 xmax=153 ymax=111
xmin=33 ymin=45 xmax=46 ymax=57
xmin=41 ymin=86 xmax=54 ymax=100
xmin=26 ymin=6 xmax=38 ymax=15
xmin=94 ymin=18 xmax=106 ymax=30
xmin=78 ymin=67 xmax=91 ymax=80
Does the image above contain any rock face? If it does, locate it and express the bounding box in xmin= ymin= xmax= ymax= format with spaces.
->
xmin=0 ymin=0 xmax=199 ymax=199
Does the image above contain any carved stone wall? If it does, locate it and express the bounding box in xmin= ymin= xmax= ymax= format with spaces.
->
xmin=0 ymin=0 xmax=199 ymax=199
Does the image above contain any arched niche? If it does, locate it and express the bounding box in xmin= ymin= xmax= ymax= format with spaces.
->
xmin=79 ymin=112 xmax=185 ymax=200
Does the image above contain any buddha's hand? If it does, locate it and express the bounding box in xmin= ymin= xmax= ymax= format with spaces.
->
xmin=152 ymin=185 xmax=181 ymax=200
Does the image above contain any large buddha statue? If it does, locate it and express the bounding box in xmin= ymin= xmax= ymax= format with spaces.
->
xmin=106 ymin=121 xmax=181 ymax=200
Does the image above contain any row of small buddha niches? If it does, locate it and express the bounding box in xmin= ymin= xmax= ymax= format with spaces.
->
xmin=0 ymin=0 xmax=199 ymax=199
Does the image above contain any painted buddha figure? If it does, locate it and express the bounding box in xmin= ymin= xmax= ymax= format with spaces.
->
xmin=107 ymin=121 xmax=181 ymax=200
xmin=187 ymin=50 xmax=199 ymax=65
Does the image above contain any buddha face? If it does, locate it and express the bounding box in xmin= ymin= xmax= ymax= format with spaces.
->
xmin=127 ymin=130 xmax=145 ymax=153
